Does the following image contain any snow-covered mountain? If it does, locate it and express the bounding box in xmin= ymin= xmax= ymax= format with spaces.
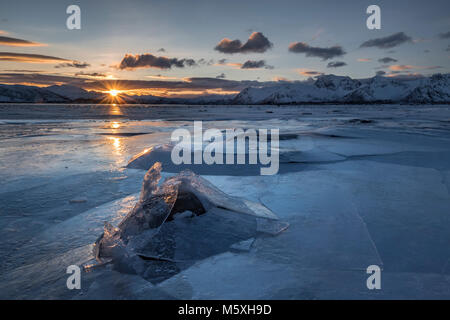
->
xmin=46 ymin=85 xmax=103 ymax=101
xmin=233 ymin=74 xmax=450 ymax=104
xmin=0 ymin=74 xmax=448 ymax=104
xmin=127 ymin=93 xmax=235 ymax=104
xmin=0 ymin=84 xmax=104 ymax=103
xmin=0 ymin=84 xmax=69 ymax=103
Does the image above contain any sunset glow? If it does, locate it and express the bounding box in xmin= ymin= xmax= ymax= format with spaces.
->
xmin=108 ymin=89 xmax=120 ymax=97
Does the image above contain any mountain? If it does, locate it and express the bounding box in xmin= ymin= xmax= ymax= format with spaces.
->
xmin=404 ymin=74 xmax=450 ymax=103
xmin=233 ymin=74 xmax=450 ymax=104
xmin=0 ymin=74 xmax=449 ymax=104
xmin=0 ymin=84 xmax=69 ymax=103
xmin=46 ymin=85 xmax=104 ymax=101
xmin=123 ymin=93 xmax=235 ymax=104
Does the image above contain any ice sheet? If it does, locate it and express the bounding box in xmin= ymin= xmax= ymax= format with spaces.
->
xmin=1 ymin=104 xmax=450 ymax=299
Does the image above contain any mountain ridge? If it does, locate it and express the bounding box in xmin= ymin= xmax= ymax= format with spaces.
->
xmin=0 ymin=73 xmax=449 ymax=104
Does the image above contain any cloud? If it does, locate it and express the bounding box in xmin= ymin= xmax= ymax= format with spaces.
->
xmin=221 ymin=62 xmax=243 ymax=68
xmin=0 ymin=73 xmax=263 ymax=92
xmin=288 ymin=42 xmax=346 ymax=60
xmin=273 ymin=76 xmax=290 ymax=82
xmin=296 ymin=68 xmax=324 ymax=76
xmin=327 ymin=61 xmax=347 ymax=68
xmin=214 ymin=32 xmax=273 ymax=54
xmin=389 ymin=65 xmax=415 ymax=71
xmin=439 ymin=31 xmax=450 ymax=39
xmin=357 ymin=58 xmax=371 ymax=62
xmin=74 ymin=71 xmax=107 ymax=78
xmin=216 ymin=73 xmax=226 ymax=79
xmin=145 ymin=74 xmax=180 ymax=80
xmin=389 ymin=65 xmax=442 ymax=71
xmin=241 ymin=60 xmax=273 ymax=69
xmin=197 ymin=58 xmax=214 ymax=66
xmin=116 ymin=53 xmax=197 ymax=70
xmin=376 ymin=70 xmax=386 ymax=76
xmin=424 ymin=66 xmax=443 ymax=70
xmin=412 ymin=38 xmax=430 ymax=44
xmin=0 ymin=52 xmax=70 ymax=63
xmin=216 ymin=58 xmax=227 ymax=65
xmin=157 ymin=48 xmax=166 ymax=52
xmin=446 ymin=45 xmax=450 ymax=52
xmin=55 ymin=61 xmax=90 ymax=68
xmin=0 ymin=36 xmax=46 ymax=47
xmin=385 ymin=73 xmax=424 ymax=80
xmin=360 ymin=32 xmax=412 ymax=49
xmin=311 ymin=28 xmax=325 ymax=41
xmin=378 ymin=57 xmax=398 ymax=64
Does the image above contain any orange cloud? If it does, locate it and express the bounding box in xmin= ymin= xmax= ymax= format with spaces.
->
xmin=386 ymin=72 xmax=423 ymax=78
xmin=296 ymin=68 xmax=323 ymax=76
xmin=226 ymin=62 xmax=243 ymax=68
xmin=389 ymin=65 xmax=416 ymax=71
xmin=0 ymin=36 xmax=46 ymax=47
xmin=273 ymin=76 xmax=290 ymax=82
xmin=0 ymin=52 xmax=70 ymax=63
xmin=213 ymin=61 xmax=243 ymax=69
xmin=388 ymin=65 xmax=442 ymax=71
xmin=357 ymin=58 xmax=371 ymax=62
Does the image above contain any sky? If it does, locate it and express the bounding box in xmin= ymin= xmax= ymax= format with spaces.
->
xmin=0 ymin=0 xmax=449 ymax=97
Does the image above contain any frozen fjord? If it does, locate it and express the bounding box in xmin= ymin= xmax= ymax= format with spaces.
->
xmin=0 ymin=104 xmax=450 ymax=299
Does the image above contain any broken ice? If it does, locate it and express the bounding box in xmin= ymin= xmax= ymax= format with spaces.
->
xmin=92 ymin=161 xmax=288 ymax=282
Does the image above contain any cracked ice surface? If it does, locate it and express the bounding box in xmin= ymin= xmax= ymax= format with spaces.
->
xmin=1 ymin=104 xmax=450 ymax=299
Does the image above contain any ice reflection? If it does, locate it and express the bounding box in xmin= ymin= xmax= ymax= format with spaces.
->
xmin=109 ymin=104 xmax=123 ymax=116
xmin=107 ymin=136 xmax=125 ymax=167
xmin=111 ymin=122 xmax=121 ymax=129
xmin=108 ymin=137 xmax=122 ymax=154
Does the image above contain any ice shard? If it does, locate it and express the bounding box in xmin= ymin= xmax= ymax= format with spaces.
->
xmin=93 ymin=162 xmax=288 ymax=280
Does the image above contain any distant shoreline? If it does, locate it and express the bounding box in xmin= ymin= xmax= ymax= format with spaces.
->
xmin=0 ymin=101 xmax=449 ymax=105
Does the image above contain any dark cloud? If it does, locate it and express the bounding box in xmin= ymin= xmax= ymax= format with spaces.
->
xmin=376 ymin=70 xmax=386 ymax=76
xmin=216 ymin=73 xmax=226 ymax=79
xmin=217 ymin=58 xmax=227 ymax=65
xmin=0 ymin=52 xmax=70 ymax=63
xmin=0 ymin=36 xmax=45 ymax=47
xmin=241 ymin=60 xmax=273 ymax=69
xmin=0 ymin=73 xmax=87 ymax=86
xmin=378 ymin=57 xmax=398 ymax=64
xmin=326 ymin=61 xmax=347 ymax=68
xmin=197 ymin=58 xmax=214 ymax=66
xmin=214 ymin=32 xmax=273 ymax=54
xmin=446 ymin=45 xmax=450 ymax=52
xmin=360 ymin=32 xmax=412 ymax=49
xmin=288 ymin=42 xmax=346 ymax=60
xmin=0 ymin=73 xmax=262 ymax=92
xmin=55 ymin=61 xmax=90 ymax=68
xmin=74 ymin=71 xmax=107 ymax=77
xmin=439 ymin=31 xmax=450 ymax=39
xmin=1 ymin=69 xmax=43 ymax=73
xmin=116 ymin=53 xmax=197 ymax=70
xmin=157 ymin=48 xmax=166 ymax=52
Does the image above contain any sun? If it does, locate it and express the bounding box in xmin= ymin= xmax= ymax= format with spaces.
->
xmin=99 ymin=86 xmax=128 ymax=104
xmin=108 ymin=89 xmax=120 ymax=97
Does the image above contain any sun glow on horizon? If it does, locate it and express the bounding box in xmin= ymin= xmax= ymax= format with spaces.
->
xmin=108 ymin=89 xmax=120 ymax=97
